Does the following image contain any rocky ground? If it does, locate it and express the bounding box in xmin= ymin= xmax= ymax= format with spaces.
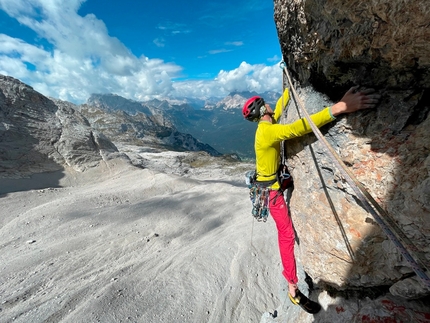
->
xmin=1 ymin=146 xmax=429 ymax=322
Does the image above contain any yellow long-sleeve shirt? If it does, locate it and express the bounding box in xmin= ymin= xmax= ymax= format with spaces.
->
xmin=255 ymin=89 xmax=335 ymax=189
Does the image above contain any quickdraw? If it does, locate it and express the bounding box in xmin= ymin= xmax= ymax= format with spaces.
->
xmin=249 ymin=185 xmax=270 ymax=222
xmin=246 ymin=170 xmax=270 ymax=222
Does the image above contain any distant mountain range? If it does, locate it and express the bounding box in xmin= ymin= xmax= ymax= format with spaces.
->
xmin=0 ymin=72 xmax=280 ymax=179
xmin=0 ymin=74 xmax=229 ymax=178
xmin=85 ymin=90 xmax=281 ymax=160
xmin=74 ymin=97 xmax=221 ymax=158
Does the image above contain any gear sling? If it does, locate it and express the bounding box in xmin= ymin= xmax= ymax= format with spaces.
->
xmin=246 ymin=154 xmax=293 ymax=222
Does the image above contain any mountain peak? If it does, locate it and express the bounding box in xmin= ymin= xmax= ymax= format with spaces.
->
xmin=228 ymin=90 xmax=259 ymax=98
xmin=87 ymin=93 xmax=151 ymax=115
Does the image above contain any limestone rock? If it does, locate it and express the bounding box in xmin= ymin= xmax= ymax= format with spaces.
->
xmin=0 ymin=75 xmax=61 ymax=177
xmin=274 ymin=0 xmax=430 ymax=300
xmin=274 ymin=0 xmax=430 ymax=91
xmin=390 ymin=276 xmax=430 ymax=300
xmin=0 ymin=75 xmax=126 ymax=178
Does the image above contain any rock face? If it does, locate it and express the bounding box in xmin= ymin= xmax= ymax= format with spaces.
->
xmin=275 ymin=0 xmax=430 ymax=92
xmin=273 ymin=0 xmax=430 ymax=305
xmin=0 ymin=75 xmax=125 ymax=178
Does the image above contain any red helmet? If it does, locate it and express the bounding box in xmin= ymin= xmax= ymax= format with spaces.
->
xmin=242 ymin=96 xmax=265 ymax=122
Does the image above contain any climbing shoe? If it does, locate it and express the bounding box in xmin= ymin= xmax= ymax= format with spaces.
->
xmin=288 ymin=289 xmax=321 ymax=314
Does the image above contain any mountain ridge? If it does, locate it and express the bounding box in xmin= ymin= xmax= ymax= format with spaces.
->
xmin=83 ymin=90 xmax=281 ymax=159
xmin=0 ymin=74 xmax=224 ymax=179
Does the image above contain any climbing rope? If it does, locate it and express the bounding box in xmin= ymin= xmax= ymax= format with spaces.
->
xmin=280 ymin=61 xmax=430 ymax=289
xmin=280 ymin=62 xmax=287 ymax=178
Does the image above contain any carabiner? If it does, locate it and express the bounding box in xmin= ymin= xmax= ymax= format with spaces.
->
xmin=279 ymin=61 xmax=287 ymax=70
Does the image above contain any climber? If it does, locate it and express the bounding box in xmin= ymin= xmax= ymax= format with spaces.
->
xmin=243 ymin=85 xmax=380 ymax=313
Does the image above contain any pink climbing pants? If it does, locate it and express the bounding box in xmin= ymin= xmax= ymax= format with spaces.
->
xmin=268 ymin=190 xmax=298 ymax=284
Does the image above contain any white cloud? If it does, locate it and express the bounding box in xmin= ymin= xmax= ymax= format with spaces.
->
xmin=0 ymin=0 xmax=282 ymax=103
xmin=225 ymin=41 xmax=243 ymax=47
xmin=153 ymin=38 xmax=165 ymax=48
xmin=208 ymin=49 xmax=232 ymax=55
xmin=157 ymin=21 xmax=191 ymax=34
xmin=0 ymin=0 xmax=183 ymax=102
xmin=216 ymin=62 xmax=282 ymax=92
xmin=208 ymin=41 xmax=244 ymax=56
xmin=172 ymin=62 xmax=282 ymax=98
xmin=268 ymin=55 xmax=281 ymax=62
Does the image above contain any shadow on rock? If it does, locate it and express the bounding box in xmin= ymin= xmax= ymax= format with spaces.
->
xmin=0 ymin=170 xmax=65 ymax=196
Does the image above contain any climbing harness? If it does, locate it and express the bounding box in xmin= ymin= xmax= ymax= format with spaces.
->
xmin=246 ymin=160 xmax=293 ymax=222
xmin=280 ymin=61 xmax=430 ymax=288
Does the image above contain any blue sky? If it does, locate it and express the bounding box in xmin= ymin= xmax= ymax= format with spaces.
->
xmin=0 ymin=0 xmax=283 ymax=104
